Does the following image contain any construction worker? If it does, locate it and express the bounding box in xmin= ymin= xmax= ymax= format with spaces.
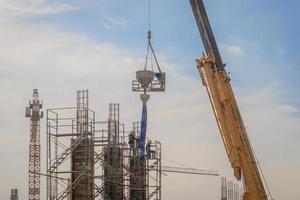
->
xmin=128 ymin=131 xmax=135 ymax=147
xmin=146 ymin=140 xmax=156 ymax=158
xmin=146 ymin=140 xmax=151 ymax=158
xmin=128 ymin=131 xmax=135 ymax=155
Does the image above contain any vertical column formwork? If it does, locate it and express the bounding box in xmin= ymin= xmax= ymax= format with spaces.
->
xmin=103 ymin=146 xmax=124 ymax=200
xmin=26 ymin=89 xmax=43 ymax=200
xmin=46 ymin=90 xmax=95 ymax=200
xmin=103 ymin=104 xmax=124 ymax=200
xmin=71 ymin=90 xmax=94 ymax=200
xmin=129 ymin=122 xmax=146 ymax=200
xmin=129 ymin=158 xmax=146 ymax=200
xmin=71 ymin=138 xmax=94 ymax=200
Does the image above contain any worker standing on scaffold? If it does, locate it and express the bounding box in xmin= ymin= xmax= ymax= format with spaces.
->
xmin=128 ymin=131 xmax=135 ymax=155
xmin=146 ymin=140 xmax=156 ymax=158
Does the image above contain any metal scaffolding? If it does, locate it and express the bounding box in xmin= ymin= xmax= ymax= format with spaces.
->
xmin=103 ymin=103 xmax=124 ymax=200
xmin=94 ymin=113 xmax=162 ymax=200
xmin=26 ymin=89 xmax=43 ymax=200
xmin=228 ymin=181 xmax=233 ymax=200
xmin=46 ymin=90 xmax=95 ymax=200
xmin=128 ymin=122 xmax=162 ymax=200
xmin=234 ymin=183 xmax=239 ymax=200
xmin=221 ymin=177 xmax=243 ymax=200
xmin=45 ymin=91 xmax=161 ymax=200
xmin=221 ymin=177 xmax=227 ymax=200
xmin=10 ymin=189 xmax=19 ymax=200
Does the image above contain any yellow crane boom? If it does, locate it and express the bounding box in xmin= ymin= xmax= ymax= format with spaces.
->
xmin=189 ymin=1 xmax=269 ymax=199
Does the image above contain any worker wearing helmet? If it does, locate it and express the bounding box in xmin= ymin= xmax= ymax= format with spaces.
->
xmin=128 ymin=131 xmax=135 ymax=155
xmin=146 ymin=140 xmax=155 ymax=158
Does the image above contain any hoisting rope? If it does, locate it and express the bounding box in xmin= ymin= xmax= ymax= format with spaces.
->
xmin=139 ymin=0 xmax=154 ymax=158
xmin=249 ymin=140 xmax=274 ymax=199
xmin=144 ymin=0 xmax=162 ymax=74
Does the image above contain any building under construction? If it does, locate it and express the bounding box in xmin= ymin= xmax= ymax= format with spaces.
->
xmin=18 ymin=0 xmax=277 ymax=199
xmin=221 ymin=177 xmax=243 ymax=200
xmin=46 ymin=90 xmax=162 ymax=200
xmin=10 ymin=189 xmax=18 ymax=200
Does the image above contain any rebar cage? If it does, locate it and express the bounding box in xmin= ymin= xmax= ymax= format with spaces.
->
xmin=46 ymin=91 xmax=161 ymax=200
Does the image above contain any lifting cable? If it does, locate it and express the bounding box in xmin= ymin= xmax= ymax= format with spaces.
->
xmin=139 ymin=0 xmax=153 ymax=158
xmin=139 ymin=0 xmax=165 ymax=158
xmin=144 ymin=0 xmax=162 ymax=73
xmin=249 ymin=140 xmax=274 ymax=199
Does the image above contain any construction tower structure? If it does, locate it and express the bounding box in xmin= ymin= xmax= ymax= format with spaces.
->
xmin=46 ymin=90 xmax=164 ymax=200
xmin=221 ymin=177 xmax=227 ymax=200
xmin=46 ymin=90 xmax=95 ymax=200
xmin=45 ymin=90 xmax=217 ymax=200
xmin=103 ymin=103 xmax=124 ymax=200
xmin=26 ymin=89 xmax=43 ymax=200
xmin=10 ymin=189 xmax=18 ymax=200
xmin=71 ymin=90 xmax=94 ymax=200
xmin=128 ymin=122 xmax=162 ymax=200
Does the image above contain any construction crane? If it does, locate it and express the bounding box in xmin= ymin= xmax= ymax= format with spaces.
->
xmin=161 ymin=166 xmax=219 ymax=176
xmin=149 ymin=158 xmax=219 ymax=176
xmin=189 ymin=1 xmax=271 ymax=199
xmin=26 ymin=89 xmax=43 ymax=200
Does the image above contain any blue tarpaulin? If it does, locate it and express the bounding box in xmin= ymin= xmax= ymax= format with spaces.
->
xmin=139 ymin=102 xmax=147 ymax=157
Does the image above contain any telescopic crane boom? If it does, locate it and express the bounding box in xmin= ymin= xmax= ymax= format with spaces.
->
xmin=189 ymin=0 xmax=269 ymax=199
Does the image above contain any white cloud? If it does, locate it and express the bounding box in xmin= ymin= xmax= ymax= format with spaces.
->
xmin=103 ymin=23 xmax=112 ymax=30
xmin=221 ymin=44 xmax=244 ymax=56
xmin=0 ymin=0 xmax=79 ymax=16
xmin=278 ymin=104 xmax=299 ymax=113
xmin=227 ymin=45 xmax=243 ymax=55
xmin=101 ymin=14 xmax=130 ymax=28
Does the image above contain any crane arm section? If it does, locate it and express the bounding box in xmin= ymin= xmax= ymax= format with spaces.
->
xmin=161 ymin=166 xmax=219 ymax=176
xmin=189 ymin=0 xmax=268 ymax=199
xmin=189 ymin=0 xmax=224 ymax=71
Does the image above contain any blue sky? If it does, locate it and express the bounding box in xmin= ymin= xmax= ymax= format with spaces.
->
xmin=0 ymin=0 xmax=299 ymax=199
xmin=30 ymin=0 xmax=300 ymax=106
